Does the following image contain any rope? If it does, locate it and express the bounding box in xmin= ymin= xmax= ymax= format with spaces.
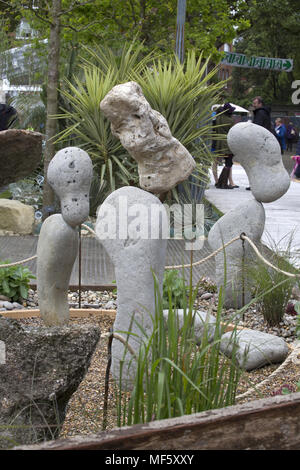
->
xmin=240 ymin=234 xmax=300 ymax=279
xmin=0 ymin=229 xmax=299 ymax=280
xmin=0 ymin=255 xmax=37 ymax=268
xmin=165 ymin=235 xmax=241 ymax=269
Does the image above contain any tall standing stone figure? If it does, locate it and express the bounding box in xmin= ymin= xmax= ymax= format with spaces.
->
xmin=99 ymin=81 xmax=195 ymax=385
xmin=37 ymin=147 xmax=93 ymax=325
xmin=208 ymin=122 xmax=290 ymax=308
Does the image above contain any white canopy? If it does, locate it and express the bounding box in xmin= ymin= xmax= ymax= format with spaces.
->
xmin=212 ymin=103 xmax=250 ymax=114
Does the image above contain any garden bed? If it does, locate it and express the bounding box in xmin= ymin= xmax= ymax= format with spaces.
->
xmin=4 ymin=305 xmax=299 ymax=443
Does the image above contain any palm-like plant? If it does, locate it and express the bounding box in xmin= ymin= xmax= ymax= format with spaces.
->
xmin=55 ymin=42 xmax=225 ymax=210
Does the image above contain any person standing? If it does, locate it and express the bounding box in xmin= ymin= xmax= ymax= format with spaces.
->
xmin=286 ymin=122 xmax=297 ymax=152
xmin=274 ymin=118 xmax=286 ymax=155
xmin=246 ymin=96 xmax=272 ymax=190
xmin=214 ymin=103 xmax=239 ymax=189
xmin=252 ymin=96 xmax=272 ymax=132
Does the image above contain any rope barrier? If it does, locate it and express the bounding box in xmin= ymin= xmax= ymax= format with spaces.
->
xmin=0 ymin=228 xmax=299 ymax=280
xmin=0 ymin=255 xmax=37 ymax=268
xmin=240 ymin=234 xmax=300 ymax=279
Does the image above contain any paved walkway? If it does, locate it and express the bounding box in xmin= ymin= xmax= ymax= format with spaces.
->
xmin=205 ymin=162 xmax=300 ymax=267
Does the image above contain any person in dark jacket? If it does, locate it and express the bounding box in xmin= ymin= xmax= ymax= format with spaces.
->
xmin=286 ymin=122 xmax=297 ymax=151
xmin=245 ymin=96 xmax=272 ymax=190
xmin=0 ymin=103 xmax=17 ymax=131
xmin=214 ymin=103 xmax=239 ymax=189
xmin=252 ymin=96 xmax=272 ymax=132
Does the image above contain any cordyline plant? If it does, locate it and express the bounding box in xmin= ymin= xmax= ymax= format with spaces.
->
xmin=54 ymin=41 xmax=226 ymax=212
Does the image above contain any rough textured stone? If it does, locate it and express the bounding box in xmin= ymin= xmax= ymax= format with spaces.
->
xmin=100 ymin=81 xmax=196 ymax=194
xmin=95 ymin=186 xmax=168 ymax=385
xmin=220 ymin=328 xmax=289 ymax=371
xmin=37 ymin=214 xmax=78 ymax=326
xmin=0 ymin=316 xmax=100 ymax=449
xmin=208 ymin=199 xmax=265 ymax=308
xmin=228 ymin=122 xmax=290 ymax=203
xmin=163 ymin=309 xmax=218 ymax=343
xmin=47 ymin=147 xmax=93 ymax=227
xmin=0 ymin=199 xmax=34 ymax=234
xmin=0 ymin=129 xmax=43 ymax=189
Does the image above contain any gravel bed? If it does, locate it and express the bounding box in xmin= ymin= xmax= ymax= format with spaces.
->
xmin=3 ymin=286 xmax=300 ymax=439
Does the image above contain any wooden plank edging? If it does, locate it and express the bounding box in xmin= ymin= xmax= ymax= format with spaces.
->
xmin=13 ymin=392 xmax=300 ymax=450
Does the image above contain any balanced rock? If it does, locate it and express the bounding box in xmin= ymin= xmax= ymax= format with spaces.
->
xmin=220 ymin=328 xmax=289 ymax=371
xmin=95 ymin=186 xmax=168 ymax=385
xmin=37 ymin=214 xmax=79 ymax=326
xmin=208 ymin=199 xmax=265 ymax=308
xmin=0 ymin=316 xmax=100 ymax=449
xmin=228 ymin=122 xmax=290 ymax=203
xmin=0 ymin=199 xmax=34 ymax=234
xmin=0 ymin=129 xmax=43 ymax=189
xmin=100 ymin=81 xmax=196 ymax=194
xmin=47 ymin=147 xmax=93 ymax=227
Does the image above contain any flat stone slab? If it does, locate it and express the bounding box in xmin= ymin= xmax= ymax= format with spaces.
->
xmin=220 ymin=328 xmax=289 ymax=371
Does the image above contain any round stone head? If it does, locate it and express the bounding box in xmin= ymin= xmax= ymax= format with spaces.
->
xmin=47 ymin=147 xmax=93 ymax=227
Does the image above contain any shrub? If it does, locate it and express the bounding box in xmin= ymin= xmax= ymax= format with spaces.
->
xmin=0 ymin=261 xmax=36 ymax=301
xmin=162 ymin=269 xmax=187 ymax=310
xmin=245 ymin=236 xmax=299 ymax=326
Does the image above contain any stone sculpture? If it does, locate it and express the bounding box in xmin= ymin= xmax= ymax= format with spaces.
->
xmin=95 ymin=186 xmax=168 ymax=384
xmin=208 ymin=122 xmax=290 ymax=308
xmin=37 ymin=147 xmax=93 ymax=326
xmin=227 ymin=122 xmax=290 ymax=203
xmin=100 ymin=81 xmax=196 ymax=194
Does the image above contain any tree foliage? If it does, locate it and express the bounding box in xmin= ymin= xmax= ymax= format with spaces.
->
xmin=229 ymin=0 xmax=300 ymax=105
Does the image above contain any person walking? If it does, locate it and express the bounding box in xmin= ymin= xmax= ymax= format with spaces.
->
xmin=286 ymin=122 xmax=297 ymax=152
xmin=274 ymin=118 xmax=286 ymax=155
xmin=214 ymin=103 xmax=239 ymax=189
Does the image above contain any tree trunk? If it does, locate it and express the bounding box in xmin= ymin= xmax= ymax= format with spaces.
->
xmin=42 ymin=0 xmax=61 ymax=218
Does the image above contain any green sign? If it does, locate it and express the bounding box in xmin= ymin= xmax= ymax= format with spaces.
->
xmin=221 ymin=52 xmax=293 ymax=72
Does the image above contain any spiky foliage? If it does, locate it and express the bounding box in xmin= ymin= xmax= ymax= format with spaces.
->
xmin=55 ymin=42 xmax=225 ymax=210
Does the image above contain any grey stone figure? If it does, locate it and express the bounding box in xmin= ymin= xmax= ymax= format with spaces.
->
xmin=95 ymin=186 xmax=168 ymax=385
xmin=37 ymin=147 xmax=93 ymax=325
xmin=208 ymin=122 xmax=290 ymax=308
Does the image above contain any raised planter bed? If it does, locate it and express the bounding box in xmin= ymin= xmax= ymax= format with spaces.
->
xmin=14 ymin=392 xmax=300 ymax=450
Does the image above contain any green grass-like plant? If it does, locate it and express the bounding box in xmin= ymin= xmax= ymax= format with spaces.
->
xmin=115 ymin=273 xmax=243 ymax=427
xmin=244 ymin=234 xmax=299 ymax=326
xmin=0 ymin=261 xmax=36 ymax=302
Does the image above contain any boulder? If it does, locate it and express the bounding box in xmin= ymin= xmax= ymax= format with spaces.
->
xmin=0 ymin=199 xmax=34 ymax=234
xmin=0 ymin=129 xmax=43 ymax=189
xmin=227 ymin=122 xmax=290 ymax=203
xmin=163 ymin=309 xmax=218 ymax=343
xmin=100 ymin=81 xmax=196 ymax=194
xmin=0 ymin=317 xmax=100 ymax=449
xmin=220 ymin=328 xmax=289 ymax=371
